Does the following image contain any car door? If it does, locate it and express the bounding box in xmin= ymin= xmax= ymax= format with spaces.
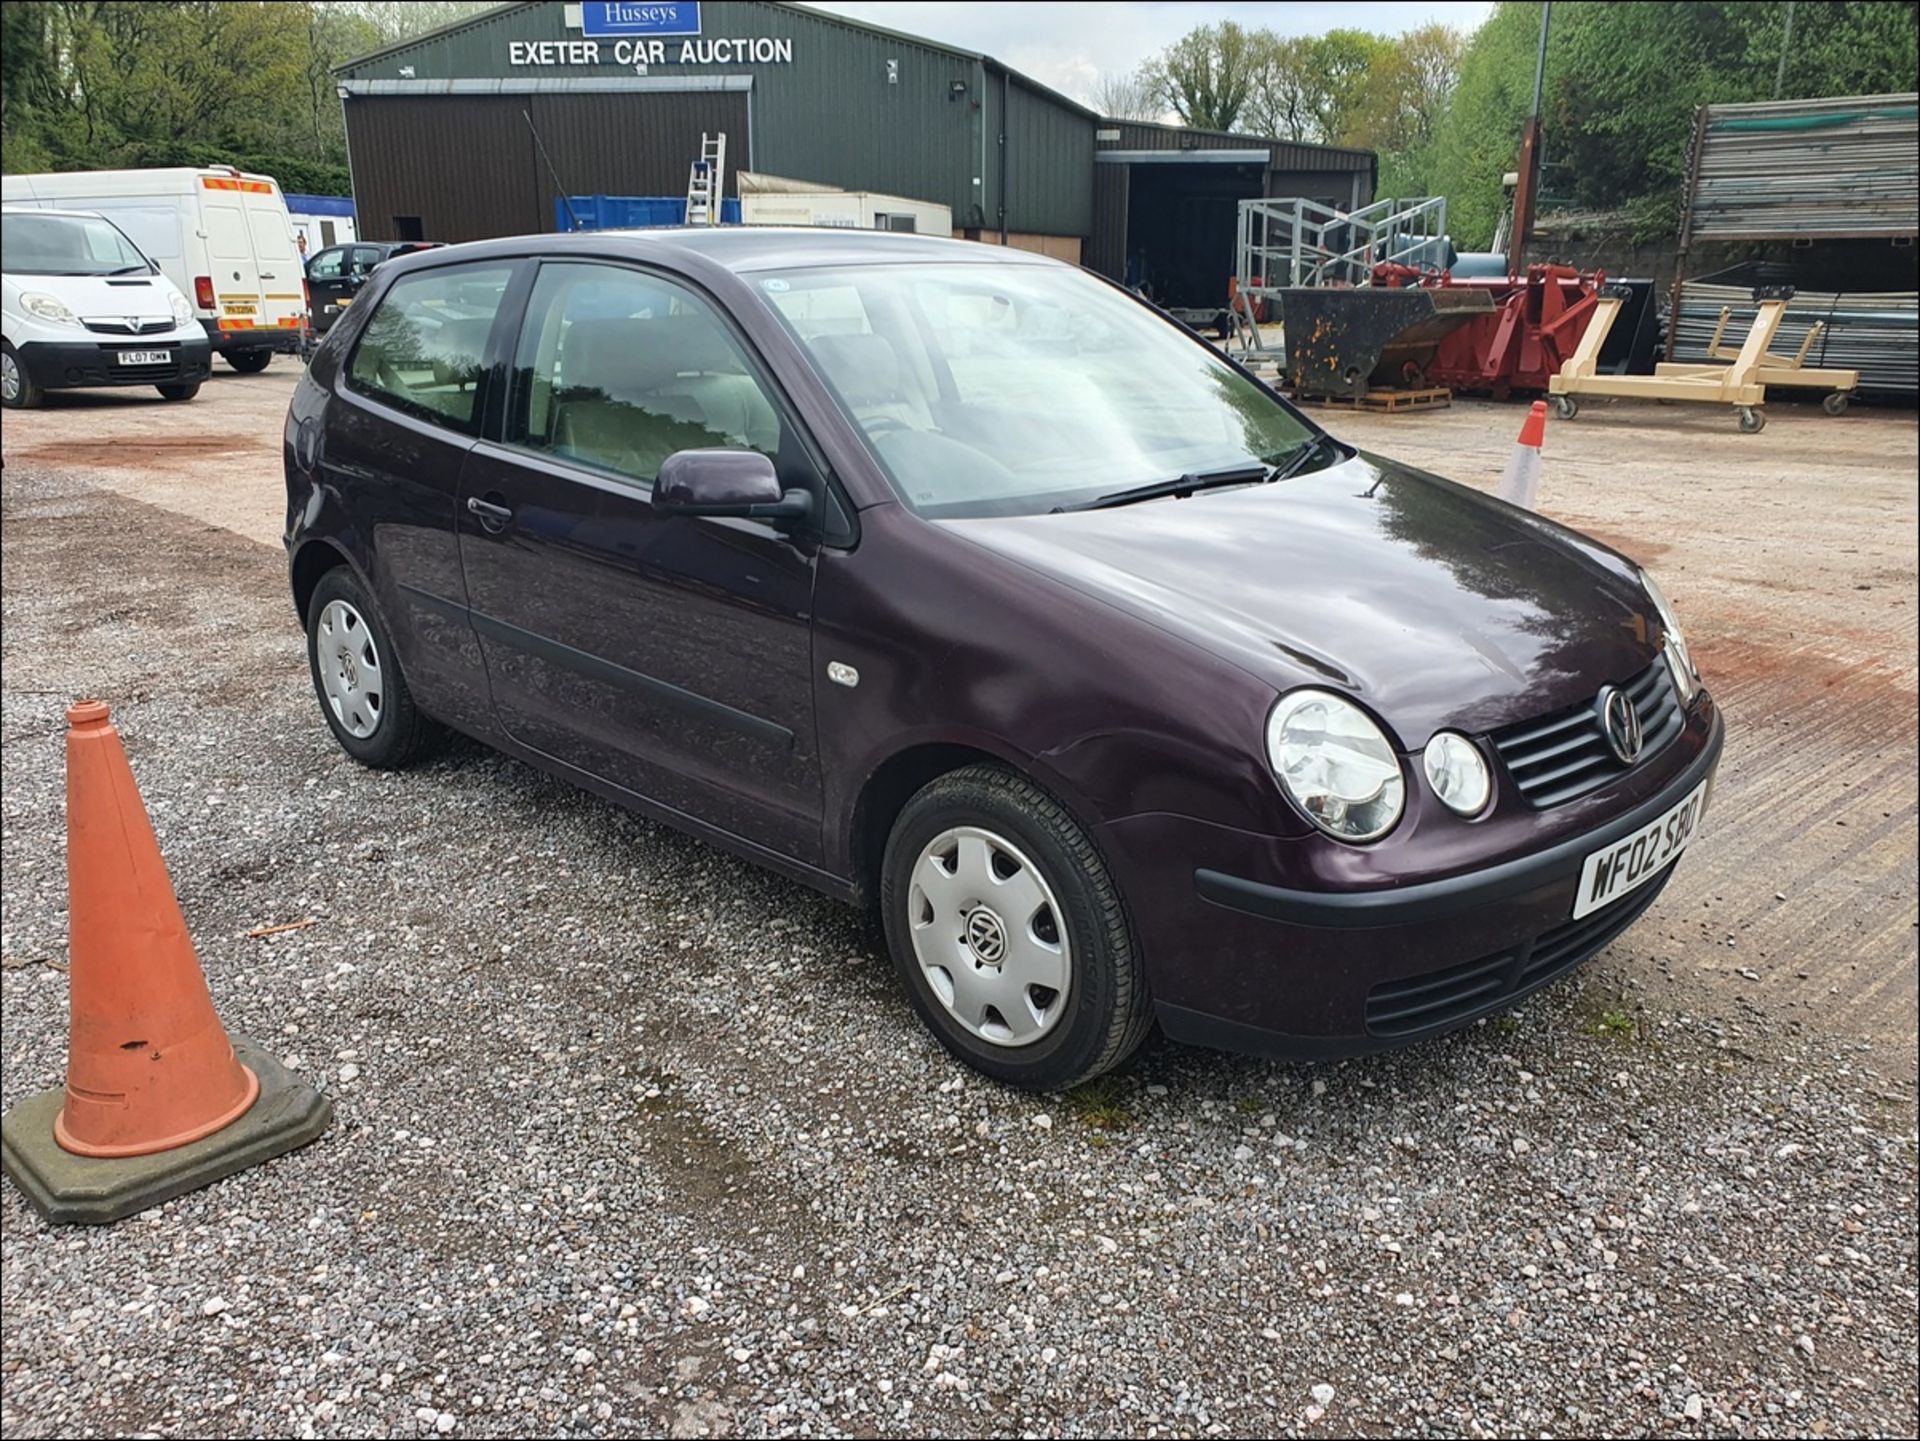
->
xmin=454 ymin=259 xmax=825 ymax=864
xmin=322 ymin=257 xmax=522 ymax=734
xmin=306 ymin=247 xmax=350 ymax=330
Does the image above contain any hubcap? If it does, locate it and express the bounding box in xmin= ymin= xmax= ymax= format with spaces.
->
xmin=1 ymin=352 xmax=19 ymax=401
xmin=316 ymin=599 xmax=384 ymax=738
xmin=907 ymin=826 xmax=1071 ymax=1047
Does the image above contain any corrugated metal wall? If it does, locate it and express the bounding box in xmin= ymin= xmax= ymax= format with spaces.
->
xmin=1087 ymin=164 xmax=1129 ymax=278
xmin=1001 ymin=75 xmax=1095 ymax=237
xmin=338 ymin=1 xmax=1106 ymax=236
xmin=345 ymin=95 xmax=541 ymax=240
xmin=1099 ymin=121 xmax=1374 ymax=176
xmin=344 ymin=91 xmax=747 ymax=242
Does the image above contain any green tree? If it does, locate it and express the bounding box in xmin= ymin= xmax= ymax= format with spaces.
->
xmin=1424 ymin=1 xmax=1920 ymax=248
xmin=1145 ymin=21 xmax=1262 ymax=132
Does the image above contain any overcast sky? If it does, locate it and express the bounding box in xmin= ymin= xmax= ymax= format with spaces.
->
xmin=808 ymin=3 xmax=1497 ymax=104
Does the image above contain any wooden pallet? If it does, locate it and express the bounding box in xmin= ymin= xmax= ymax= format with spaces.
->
xmin=1295 ymin=386 xmax=1452 ymax=412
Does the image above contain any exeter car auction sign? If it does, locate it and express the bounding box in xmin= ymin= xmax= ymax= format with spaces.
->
xmin=514 ymin=2 xmax=796 ymax=67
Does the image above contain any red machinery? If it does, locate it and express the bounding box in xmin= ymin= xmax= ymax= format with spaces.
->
xmin=1372 ymin=262 xmax=1609 ymax=398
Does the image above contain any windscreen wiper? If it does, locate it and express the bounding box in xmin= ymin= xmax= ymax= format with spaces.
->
xmin=103 ymin=264 xmax=152 ymax=276
xmin=1051 ymin=463 xmax=1276 ymax=514
xmin=1268 ymin=432 xmax=1343 ymax=482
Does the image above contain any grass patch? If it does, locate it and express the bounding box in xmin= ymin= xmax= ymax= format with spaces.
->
xmin=1063 ymin=1077 xmax=1133 ymax=1132
xmin=1590 ymin=1008 xmax=1636 ymax=1040
xmin=1234 ymin=1096 xmax=1266 ymax=1115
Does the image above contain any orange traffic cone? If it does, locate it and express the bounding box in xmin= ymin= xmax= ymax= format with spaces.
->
xmin=1 ymin=701 xmax=329 ymax=1224
xmin=54 ymin=700 xmax=260 ymax=1155
xmin=1498 ymin=400 xmax=1549 ymax=511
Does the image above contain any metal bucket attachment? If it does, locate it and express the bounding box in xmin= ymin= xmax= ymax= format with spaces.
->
xmin=1279 ymin=287 xmax=1496 ymax=398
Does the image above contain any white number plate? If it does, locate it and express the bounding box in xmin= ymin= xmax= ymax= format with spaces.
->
xmin=1572 ymin=780 xmax=1708 ymax=919
xmin=119 ymin=350 xmax=170 ymax=366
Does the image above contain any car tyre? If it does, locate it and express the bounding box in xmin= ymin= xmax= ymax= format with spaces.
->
xmin=156 ymin=382 xmax=201 ymax=402
xmin=880 ymin=764 xmax=1152 ymax=1090
xmin=2 ymin=342 xmax=43 ymax=409
xmin=304 ymin=567 xmax=439 ymax=768
xmin=226 ymin=349 xmax=273 ymax=374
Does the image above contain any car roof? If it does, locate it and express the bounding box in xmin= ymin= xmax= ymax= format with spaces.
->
xmin=396 ymin=226 xmax=1057 ymax=275
xmin=2 ymin=205 xmax=111 ymax=221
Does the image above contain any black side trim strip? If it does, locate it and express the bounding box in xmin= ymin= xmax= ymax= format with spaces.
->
xmin=396 ymin=583 xmax=793 ymax=750
xmin=1196 ymin=708 xmax=1722 ymax=930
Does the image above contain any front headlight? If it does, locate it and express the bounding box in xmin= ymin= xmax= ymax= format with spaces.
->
xmin=169 ymin=291 xmax=193 ymax=325
xmin=1424 ymin=731 xmax=1492 ymax=816
xmin=1641 ymin=569 xmax=1699 ymax=701
xmin=21 ymin=292 xmax=80 ymax=327
xmin=1266 ymin=690 xmax=1406 ymax=842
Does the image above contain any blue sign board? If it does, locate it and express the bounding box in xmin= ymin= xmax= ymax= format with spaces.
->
xmin=581 ymin=2 xmax=701 ymax=37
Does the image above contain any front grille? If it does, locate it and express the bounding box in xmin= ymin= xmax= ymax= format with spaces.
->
xmin=83 ymin=318 xmax=175 ymax=335
xmin=1364 ymin=864 xmax=1676 ymax=1038
xmin=1490 ymin=657 xmax=1684 ymax=808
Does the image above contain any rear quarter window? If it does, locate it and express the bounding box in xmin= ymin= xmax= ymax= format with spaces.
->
xmin=347 ymin=264 xmax=513 ymax=432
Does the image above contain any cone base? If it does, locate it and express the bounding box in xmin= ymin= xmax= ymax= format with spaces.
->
xmin=1 ymin=1040 xmax=330 ymax=1226
xmin=55 ymin=1061 xmax=261 ymax=1158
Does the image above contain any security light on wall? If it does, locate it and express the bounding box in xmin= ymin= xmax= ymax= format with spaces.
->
xmin=949 ymin=80 xmax=967 ymax=100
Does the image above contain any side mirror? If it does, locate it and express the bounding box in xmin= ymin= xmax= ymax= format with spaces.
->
xmin=655 ymin=450 xmax=813 ymax=524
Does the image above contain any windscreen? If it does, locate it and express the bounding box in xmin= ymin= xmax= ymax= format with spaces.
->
xmin=1 ymin=211 xmax=152 ymax=276
xmin=758 ymin=260 xmax=1316 ymax=518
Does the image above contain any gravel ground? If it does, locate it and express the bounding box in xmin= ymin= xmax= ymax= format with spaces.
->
xmin=3 ymin=454 xmax=1916 ymax=1438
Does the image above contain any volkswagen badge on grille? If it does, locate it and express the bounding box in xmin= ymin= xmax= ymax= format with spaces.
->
xmin=1597 ymin=685 xmax=1643 ymax=764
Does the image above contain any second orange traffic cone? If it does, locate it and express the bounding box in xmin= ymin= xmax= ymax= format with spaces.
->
xmin=1498 ymin=400 xmax=1549 ymax=511
xmin=54 ymin=700 xmax=260 ymax=1156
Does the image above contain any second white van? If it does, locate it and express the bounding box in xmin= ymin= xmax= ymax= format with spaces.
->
xmin=1 ymin=166 xmax=308 ymax=373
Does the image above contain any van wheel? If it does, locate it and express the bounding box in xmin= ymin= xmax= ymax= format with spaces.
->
xmin=880 ymin=765 xmax=1153 ymax=1091
xmin=156 ymin=382 xmax=201 ymax=402
xmin=304 ymin=567 xmax=439 ymax=769
xmin=2 ymin=342 xmax=43 ymax=409
xmin=226 ymin=350 xmax=273 ymax=374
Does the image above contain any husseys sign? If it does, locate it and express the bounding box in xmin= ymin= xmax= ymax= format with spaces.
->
xmin=514 ymin=3 xmax=797 ymax=67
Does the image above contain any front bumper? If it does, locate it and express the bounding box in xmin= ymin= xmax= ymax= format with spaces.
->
xmin=15 ymin=337 xmax=213 ymax=391
xmin=1102 ymin=701 xmax=1725 ymax=1060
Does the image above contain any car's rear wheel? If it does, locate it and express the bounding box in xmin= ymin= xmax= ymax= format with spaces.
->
xmin=304 ymin=567 xmax=438 ymax=768
xmin=226 ymin=349 xmax=273 ymax=374
xmin=2 ymin=342 xmax=42 ymax=409
xmin=156 ymin=382 xmax=201 ymax=402
xmin=880 ymin=765 xmax=1152 ymax=1090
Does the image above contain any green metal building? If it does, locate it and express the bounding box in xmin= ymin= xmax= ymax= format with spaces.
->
xmin=335 ymin=0 xmax=1373 ymax=293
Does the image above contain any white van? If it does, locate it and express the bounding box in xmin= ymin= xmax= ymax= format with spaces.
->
xmin=1 ymin=206 xmax=212 ymax=408
xmin=1 ymin=166 xmax=308 ymax=373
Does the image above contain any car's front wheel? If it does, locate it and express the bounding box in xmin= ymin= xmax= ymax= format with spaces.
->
xmin=880 ymin=765 xmax=1152 ymax=1090
xmin=2 ymin=342 xmax=42 ymax=409
xmin=156 ymin=382 xmax=201 ymax=402
xmin=304 ymin=567 xmax=438 ymax=768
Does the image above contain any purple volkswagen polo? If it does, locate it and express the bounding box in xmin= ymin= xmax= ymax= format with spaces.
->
xmin=283 ymin=229 xmax=1721 ymax=1090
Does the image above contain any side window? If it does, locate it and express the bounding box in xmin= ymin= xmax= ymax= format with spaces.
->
xmin=509 ymin=263 xmax=783 ymax=487
xmin=347 ymin=264 xmax=513 ymax=431
xmin=308 ymin=248 xmax=344 ymax=280
xmin=348 ymin=246 xmax=381 ymax=277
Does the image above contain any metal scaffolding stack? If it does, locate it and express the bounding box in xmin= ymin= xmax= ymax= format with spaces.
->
xmin=1672 ymin=278 xmax=1918 ymax=397
xmin=1670 ymin=92 xmax=1918 ymax=400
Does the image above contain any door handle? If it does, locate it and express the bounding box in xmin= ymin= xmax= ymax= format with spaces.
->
xmin=466 ymin=495 xmax=513 ymax=531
